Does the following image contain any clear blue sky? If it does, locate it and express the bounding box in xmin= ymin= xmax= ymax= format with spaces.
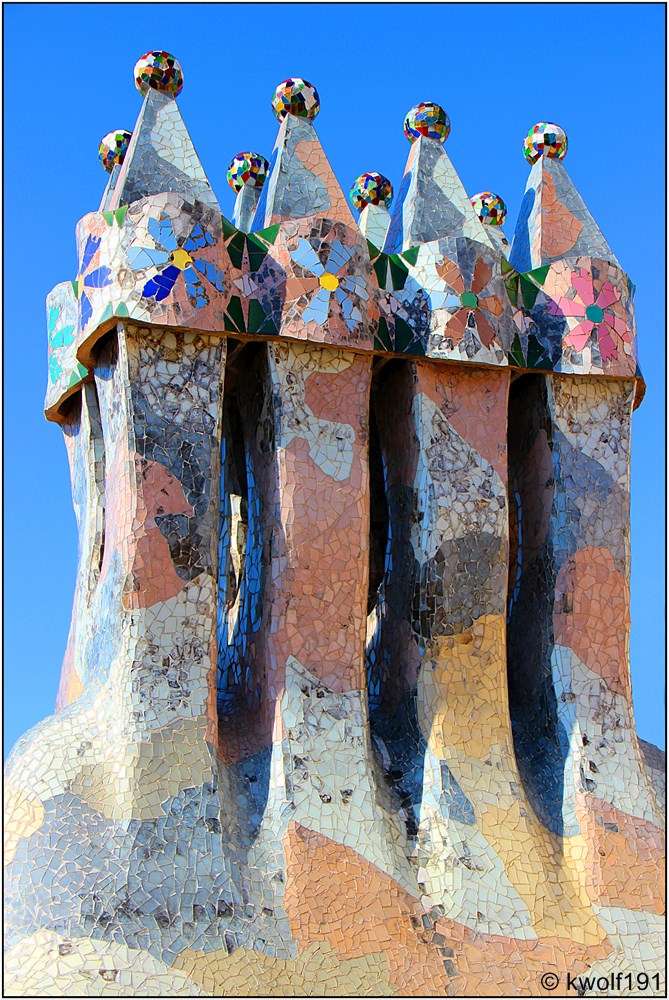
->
xmin=4 ymin=3 xmax=665 ymax=755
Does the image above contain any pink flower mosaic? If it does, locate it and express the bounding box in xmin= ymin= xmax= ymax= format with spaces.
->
xmin=546 ymin=262 xmax=634 ymax=364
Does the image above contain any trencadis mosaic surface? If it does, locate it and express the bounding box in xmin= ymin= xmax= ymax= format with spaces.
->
xmin=5 ymin=51 xmax=664 ymax=997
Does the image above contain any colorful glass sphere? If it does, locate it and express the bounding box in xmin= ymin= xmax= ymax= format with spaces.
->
xmin=404 ymin=102 xmax=450 ymax=144
xmin=98 ymin=130 xmax=132 ymax=173
xmin=523 ymin=122 xmax=568 ymax=164
xmin=271 ymin=78 xmax=320 ymax=121
xmin=349 ymin=172 xmax=393 ymax=211
xmin=470 ymin=191 xmax=507 ymax=226
xmin=134 ymin=51 xmax=183 ymax=97
xmin=227 ymin=152 xmax=270 ymax=193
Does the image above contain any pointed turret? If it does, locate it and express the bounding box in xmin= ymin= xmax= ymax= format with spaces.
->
xmin=383 ymin=102 xmax=496 ymax=253
xmin=252 ymin=78 xmax=354 ymax=229
xmin=509 ymin=122 xmax=619 ymax=273
xmin=470 ymin=191 xmax=511 ymax=256
xmin=227 ymin=152 xmax=269 ymax=232
xmin=97 ymin=129 xmax=131 ymax=211
xmin=108 ymin=51 xmax=220 ymax=213
xmin=349 ymin=171 xmax=393 ymax=249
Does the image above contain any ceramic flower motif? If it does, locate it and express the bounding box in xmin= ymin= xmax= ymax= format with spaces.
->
xmin=77 ymin=234 xmax=113 ymax=330
xmin=434 ymin=255 xmax=505 ymax=347
xmin=288 ymin=237 xmax=368 ymax=332
xmin=127 ymin=213 xmax=226 ymax=308
xmin=546 ymin=266 xmax=631 ymax=363
xmin=47 ymin=305 xmax=75 ymax=383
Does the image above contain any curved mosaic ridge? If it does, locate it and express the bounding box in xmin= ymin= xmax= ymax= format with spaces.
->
xmin=7 ymin=57 xmax=663 ymax=998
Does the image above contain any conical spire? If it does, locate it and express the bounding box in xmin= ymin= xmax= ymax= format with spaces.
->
xmin=509 ymin=122 xmax=619 ymax=273
xmin=252 ymin=78 xmax=354 ymax=229
xmin=108 ymin=52 xmax=220 ymax=214
xmin=227 ymin=152 xmax=269 ymax=233
xmin=349 ymin=172 xmax=393 ymax=248
xmin=99 ymin=162 xmax=122 ymax=212
xmin=384 ymin=103 xmax=496 ymax=253
xmin=97 ymin=130 xmax=131 ymax=211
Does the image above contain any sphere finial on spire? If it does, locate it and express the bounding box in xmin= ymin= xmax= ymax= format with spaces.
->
xmin=134 ymin=51 xmax=184 ymax=97
xmin=98 ymin=130 xmax=132 ymax=172
xmin=227 ymin=152 xmax=269 ymax=193
xmin=523 ymin=122 xmax=568 ymax=164
xmin=349 ymin=172 xmax=393 ymax=211
xmin=470 ymin=191 xmax=507 ymax=226
xmin=271 ymin=78 xmax=320 ymax=121
xmin=404 ymin=102 xmax=450 ymax=144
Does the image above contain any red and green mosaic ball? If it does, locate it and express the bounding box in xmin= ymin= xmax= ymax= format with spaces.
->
xmin=98 ymin=130 xmax=132 ymax=172
xmin=523 ymin=122 xmax=568 ymax=164
xmin=470 ymin=191 xmax=507 ymax=226
xmin=134 ymin=51 xmax=184 ymax=97
xmin=349 ymin=172 xmax=393 ymax=211
xmin=404 ymin=102 xmax=450 ymax=144
xmin=227 ymin=152 xmax=270 ymax=193
xmin=271 ymin=78 xmax=320 ymax=121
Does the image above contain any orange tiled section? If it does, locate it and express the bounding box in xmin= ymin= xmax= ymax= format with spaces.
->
xmin=126 ymin=457 xmax=194 ymax=608
xmin=540 ymin=169 xmax=584 ymax=260
xmin=440 ymin=918 xmax=613 ymax=997
xmin=283 ymin=824 xmax=615 ymax=997
xmin=576 ymin=794 xmax=665 ymax=914
xmin=417 ymin=361 xmax=510 ymax=481
xmin=293 ymin=138 xmax=354 ymax=225
xmin=283 ymin=822 xmax=453 ymax=995
xmin=269 ymin=346 xmax=371 ymax=693
xmin=554 ymin=546 xmax=631 ymax=697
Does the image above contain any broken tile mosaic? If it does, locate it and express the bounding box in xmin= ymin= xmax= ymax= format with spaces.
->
xmin=523 ymin=121 xmax=568 ymax=163
xmin=349 ymin=171 xmax=393 ymax=211
xmin=470 ymin=190 xmax=507 ymax=226
xmin=227 ymin=152 xmax=269 ymax=192
xmin=98 ymin=130 xmax=132 ymax=172
xmin=5 ymin=50 xmax=663 ymax=999
xmin=134 ymin=49 xmax=184 ymax=97
xmin=403 ymin=101 xmax=450 ymax=143
xmin=271 ymin=77 xmax=320 ymax=121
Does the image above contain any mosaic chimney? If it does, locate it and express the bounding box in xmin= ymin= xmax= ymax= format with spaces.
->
xmin=4 ymin=51 xmax=664 ymax=997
